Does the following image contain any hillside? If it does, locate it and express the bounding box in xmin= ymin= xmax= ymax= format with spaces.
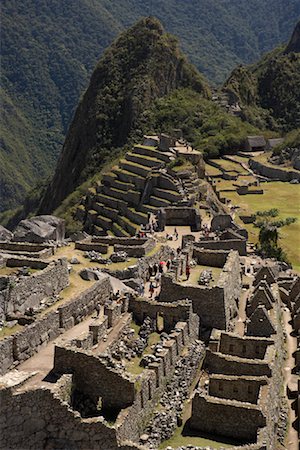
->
xmin=39 ymin=17 xmax=209 ymax=213
xmin=1 ymin=0 xmax=299 ymax=212
xmin=224 ymin=20 xmax=300 ymax=131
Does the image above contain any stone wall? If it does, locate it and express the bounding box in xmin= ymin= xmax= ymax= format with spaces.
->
xmin=159 ymin=251 xmax=241 ymax=330
xmin=204 ymin=349 xmax=272 ymax=377
xmin=208 ymin=374 xmax=268 ymax=404
xmin=219 ymin=333 xmax=274 ymax=360
xmin=54 ymin=346 xmax=135 ymax=409
xmin=129 ymin=297 xmax=198 ymax=337
xmin=1 ymin=258 xmax=69 ymax=318
xmin=0 ymin=383 xmax=122 ymax=450
xmin=195 ymin=238 xmax=247 ymax=256
xmin=58 ymin=276 xmax=112 ymax=329
xmin=193 ymin=248 xmax=230 ymax=267
xmin=157 ymin=207 xmax=201 ymax=231
xmin=0 ymin=276 xmax=112 ymax=375
xmin=75 ymin=241 xmax=109 ymax=253
xmin=249 ymin=159 xmax=300 ymax=181
xmin=190 ymin=392 xmax=266 ymax=442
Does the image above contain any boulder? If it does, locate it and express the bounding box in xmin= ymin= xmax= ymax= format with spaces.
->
xmin=13 ymin=215 xmax=65 ymax=243
xmin=79 ymin=268 xmax=102 ymax=281
xmin=0 ymin=225 xmax=13 ymax=241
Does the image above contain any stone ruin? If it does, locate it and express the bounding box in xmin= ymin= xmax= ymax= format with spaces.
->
xmin=0 ymin=200 xmax=298 ymax=450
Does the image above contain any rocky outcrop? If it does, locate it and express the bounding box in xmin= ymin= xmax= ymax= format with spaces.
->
xmin=0 ymin=226 xmax=12 ymax=241
xmin=13 ymin=215 xmax=65 ymax=243
xmin=285 ymin=20 xmax=300 ymax=54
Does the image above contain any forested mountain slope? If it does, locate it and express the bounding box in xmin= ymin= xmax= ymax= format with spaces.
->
xmin=224 ymin=20 xmax=300 ymax=131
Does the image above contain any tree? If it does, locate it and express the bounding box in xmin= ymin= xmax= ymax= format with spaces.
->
xmin=252 ymin=208 xmax=296 ymax=262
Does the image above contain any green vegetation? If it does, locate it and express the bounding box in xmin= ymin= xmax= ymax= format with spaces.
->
xmin=147 ymin=89 xmax=260 ymax=158
xmin=224 ymin=22 xmax=300 ymax=131
xmin=221 ymin=181 xmax=300 ymax=271
xmin=252 ymin=209 xmax=297 ymax=263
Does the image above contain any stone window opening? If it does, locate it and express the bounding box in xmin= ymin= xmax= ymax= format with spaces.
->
xmin=148 ymin=380 xmax=152 ymax=400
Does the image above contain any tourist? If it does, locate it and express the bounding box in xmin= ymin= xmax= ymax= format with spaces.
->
xmin=159 ymin=262 xmax=164 ymax=274
xmin=186 ymin=265 xmax=191 ymax=280
xmin=174 ymin=228 xmax=179 ymax=241
xmin=155 ymin=272 xmax=161 ymax=287
xmin=153 ymin=263 xmax=158 ymax=275
xmin=166 ymin=259 xmax=171 ymax=270
xmin=95 ymin=303 xmax=101 ymax=317
xmin=148 ymin=265 xmax=153 ymax=278
xmin=149 ymin=281 xmax=155 ymax=298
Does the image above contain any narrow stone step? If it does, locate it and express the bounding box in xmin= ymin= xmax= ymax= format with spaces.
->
xmin=92 ymin=202 xmax=119 ymax=220
xmin=149 ymin=196 xmax=171 ymax=208
xmin=93 ymin=225 xmax=107 ymax=236
xmin=152 ymin=187 xmax=182 ymax=203
xmin=119 ymin=160 xmax=151 ymax=178
xmin=126 ymin=152 xmax=164 ymax=168
xmin=140 ymin=204 xmax=158 ymax=215
xmin=126 ymin=207 xmax=148 ymax=225
xmin=96 ymin=215 xmax=112 ymax=230
xmin=112 ymin=222 xmax=131 ymax=237
xmin=102 ymin=185 xmax=128 ymax=202
xmin=112 ymin=167 xmax=146 ymax=190
xmin=117 ymin=216 xmax=138 ymax=236
xmin=132 ymin=145 xmax=172 ymax=163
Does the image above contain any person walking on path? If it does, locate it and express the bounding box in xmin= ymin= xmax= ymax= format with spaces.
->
xmin=149 ymin=281 xmax=155 ymax=298
xmin=174 ymin=228 xmax=179 ymax=241
xmin=186 ymin=265 xmax=191 ymax=281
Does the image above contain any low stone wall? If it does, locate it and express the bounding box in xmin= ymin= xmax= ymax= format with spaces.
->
xmin=75 ymin=241 xmax=108 ymax=253
xmin=0 ymin=276 xmax=112 ymax=375
xmin=208 ymin=374 xmax=268 ymax=404
xmin=204 ymin=349 xmax=272 ymax=377
xmin=190 ymin=392 xmax=266 ymax=442
xmin=193 ymin=248 xmax=229 ymax=267
xmin=249 ymin=159 xmax=300 ymax=181
xmin=1 ymin=258 xmax=69 ymax=318
xmin=114 ymin=238 xmax=155 ymax=257
xmin=195 ymin=238 xmax=247 ymax=256
xmin=0 ymin=241 xmax=55 ymax=253
xmin=58 ymin=277 xmax=112 ymax=329
xmin=92 ymin=237 xmax=149 ymax=246
xmin=6 ymin=257 xmax=48 ymax=270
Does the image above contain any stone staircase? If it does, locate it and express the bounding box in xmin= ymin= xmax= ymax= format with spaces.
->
xmin=78 ymin=143 xmax=201 ymax=236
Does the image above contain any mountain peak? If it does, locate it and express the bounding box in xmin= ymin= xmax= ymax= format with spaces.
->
xmin=39 ymin=17 xmax=209 ymax=213
xmin=285 ymin=20 xmax=300 ymax=53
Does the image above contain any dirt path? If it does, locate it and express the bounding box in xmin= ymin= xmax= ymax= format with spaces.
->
xmin=16 ymin=314 xmax=98 ymax=391
xmin=282 ymin=307 xmax=299 ymax=450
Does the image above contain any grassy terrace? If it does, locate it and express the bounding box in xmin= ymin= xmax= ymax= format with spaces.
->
xmin=225 ymin=182 xmax=300 ymax=271
xmin=252 ymin=153 xmax=300 ymax=172
xmin=206 ymin=164 xmax=223 ymax=176
xmin=209 ymin=158 xmax=247 ymax=174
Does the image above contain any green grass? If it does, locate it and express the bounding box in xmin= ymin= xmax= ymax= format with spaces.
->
xmin=159 ymin=425 xmax=232 ymax=449
xmin=252 ymin=153 xmax=300 ymax=172
xmin=225 ymin=181 xmax=300 ymax=271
